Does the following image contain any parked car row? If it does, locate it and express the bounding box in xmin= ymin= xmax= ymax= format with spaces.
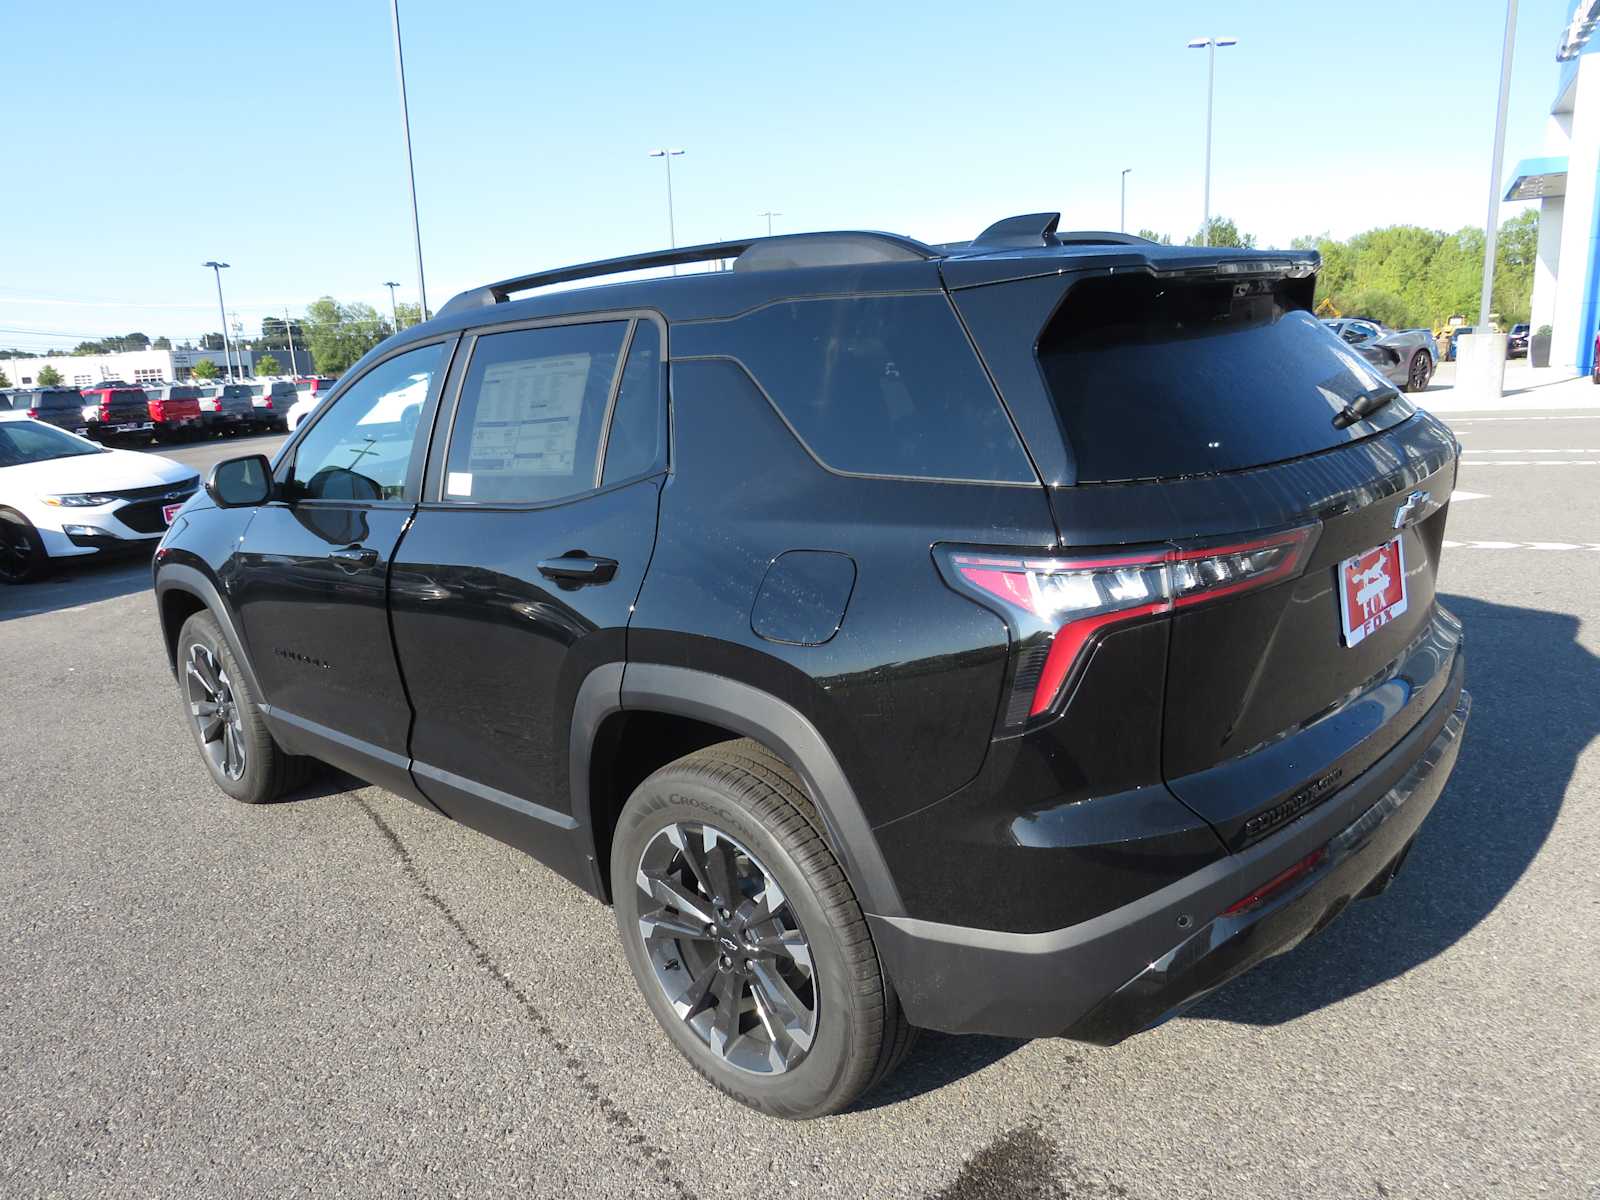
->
xmin=0 ymin=376 xmax=337 ymax=443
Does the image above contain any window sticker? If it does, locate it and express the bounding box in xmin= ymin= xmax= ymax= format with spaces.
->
xmin=446 ymin=471 xmax=473 ymax=496
xmin=468 ymin=353 xmax=590 ymax=477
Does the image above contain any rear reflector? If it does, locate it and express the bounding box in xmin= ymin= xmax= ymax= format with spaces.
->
xmin=1222 ymin=847 xmax=1327 ymax=916
xmin=939 ymin=524 xmax=1318 ymax=729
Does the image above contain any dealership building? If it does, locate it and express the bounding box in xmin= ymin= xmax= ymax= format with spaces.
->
xmin=4 ymin=345 xmax=313 ymax=388
xmin=1506 ymin=1 xmax=1600 ymax=370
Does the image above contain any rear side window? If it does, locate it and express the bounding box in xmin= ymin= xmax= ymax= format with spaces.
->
xmin=601 ymin=321 xmax=666 ymax=485
xmin=444 ymin=322 xmax=627 ymax=504
xmin=712 ymin=295 xmax=1033 ymax=483
xmin=1038 ymin=275 xmax=1414 ymax=483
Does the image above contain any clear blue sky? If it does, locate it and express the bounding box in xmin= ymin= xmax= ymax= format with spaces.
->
xmin=0 ymin=0 xmax=1576 ymax=350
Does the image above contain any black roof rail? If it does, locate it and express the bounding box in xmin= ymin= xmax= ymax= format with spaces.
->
xmin=1052 ymin=230 xmax=1156 ymax=246
xmin=436 ymin=231 xmax=937 ymax=319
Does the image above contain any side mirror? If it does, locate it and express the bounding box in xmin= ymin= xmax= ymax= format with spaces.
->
xmin=205 ymin=454 xmax=274 ymax=508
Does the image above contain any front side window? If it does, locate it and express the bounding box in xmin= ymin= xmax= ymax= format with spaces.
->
xmin=290 ymin=342 xmax=444 ymax=501
xmin=443 ymin=322 xmax=627 ymax=504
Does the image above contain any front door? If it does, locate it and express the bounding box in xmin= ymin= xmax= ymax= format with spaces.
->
xmin=389 ymin=317 xmax=666 ymax=883
xmin=230 ymin=339 xmax=452 ymax=794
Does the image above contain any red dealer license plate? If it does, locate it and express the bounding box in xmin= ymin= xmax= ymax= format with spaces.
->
xmin=1339 ymin=537 xmax=1407 ymax=647
xmin=162 ymin=503 xmax=184 ymax=525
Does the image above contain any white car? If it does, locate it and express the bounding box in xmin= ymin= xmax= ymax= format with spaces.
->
xmin=285 ymin=378 xmax=337 ymax=432
xmin=0 ymin=413 xmax=200 ymax=583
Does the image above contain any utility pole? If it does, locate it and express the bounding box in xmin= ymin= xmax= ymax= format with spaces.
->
xmin=390 ymin=0 xmax=429 ymax=319
xmin=1119 ymin=169 xmax=1132 ymax=233
xmin=758 ymin=210 xmax=782 ymax=236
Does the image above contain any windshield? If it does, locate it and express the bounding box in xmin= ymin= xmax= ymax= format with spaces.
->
xmin=0 ymin=420 xmax=104 ymax=466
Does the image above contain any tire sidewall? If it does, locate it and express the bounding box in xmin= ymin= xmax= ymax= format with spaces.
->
xmin=611 ymin=771 xmax=862 ymax=1117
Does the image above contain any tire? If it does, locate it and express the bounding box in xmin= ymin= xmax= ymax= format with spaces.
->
xmin=1403 ymin=350 xmax=1433 ymax=393
xmin=0 ymin=508 xmax=50 ymax=584
xmin=175 ymin=610 xmax=317 ymax=803
xmin=611 ymin=738 xmax=915 ymax=1119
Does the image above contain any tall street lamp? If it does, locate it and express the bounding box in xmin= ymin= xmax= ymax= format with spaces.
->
xmin=648 ymin=148 xmax=685 ymax=272
xmin=1120 ymin=169 xmax=1132 ymax=233
xmin=390 ymin=0 xmax=429 ymax=319
xmin=202 ymin=261 xmax=233 ymax=381
xmin=384 ymin=281 xmax=403 ymax=332
xmin=1187 ymin=36 xmax=1237 ymax=246
xmin=758 ymin=210 xmax=782 ymax=236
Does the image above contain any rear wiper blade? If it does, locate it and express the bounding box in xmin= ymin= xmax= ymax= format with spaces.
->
xmin=1332 ymin=388 xmax=1398 ymax=429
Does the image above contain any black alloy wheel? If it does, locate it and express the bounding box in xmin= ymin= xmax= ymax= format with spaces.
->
xmin=612 ymin=739 xmax=915 ymax=1119
xmin=176 ymin=610 xmax=317 ymax=803
xmin=1406 ymin=351 xmax=1433 ymax=393
xmin=186 ymin=641 xmax=247 ymax=781
xmin=635 ymin=821 xmax=818 ymax=1075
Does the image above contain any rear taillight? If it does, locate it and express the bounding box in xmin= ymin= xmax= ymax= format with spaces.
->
xmin=938 ymin=523 xmax=1319 ymax=730
xmin=26 ymin=407 xmax=38 ymax=418
xmin=263 ymin=398 xmax=273 ymax=409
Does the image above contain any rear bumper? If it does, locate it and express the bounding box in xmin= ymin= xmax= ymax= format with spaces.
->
xmin=869 ymin=660 xmax=1469 ymax=1041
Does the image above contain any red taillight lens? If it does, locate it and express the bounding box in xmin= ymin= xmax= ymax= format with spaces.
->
xmin=26 ymin=407 xmax=38 ymax=418
xmin=1222 ymin=847 xmax=1327 ymax=916
xmin=939 ymin=524 xmax=1319 ymax=729
xmin=263 ymin=398 xmax=273 ymax=409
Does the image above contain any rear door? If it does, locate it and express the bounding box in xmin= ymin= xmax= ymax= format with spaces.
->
xmin=230 ymin=338 xmax=451 ymax=795
xmin=954 ymin=266 xmax=1462 ymax=848
xmin=388 ymin=315 xmax=666 ymax=882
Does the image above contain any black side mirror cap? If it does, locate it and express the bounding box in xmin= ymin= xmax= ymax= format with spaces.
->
xmin=205 ymin=454 xmax=274 ymax=508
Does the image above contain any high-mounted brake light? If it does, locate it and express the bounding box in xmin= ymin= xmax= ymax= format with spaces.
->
xmin=939 ymin=524 xmax=1319 ymax=730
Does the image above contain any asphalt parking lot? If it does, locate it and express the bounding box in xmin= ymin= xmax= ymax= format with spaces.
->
xmin=1 ymin=415 xmax=1596 ymax=1199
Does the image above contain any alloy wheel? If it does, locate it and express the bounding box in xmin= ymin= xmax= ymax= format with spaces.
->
xmin=1409 ymin=354 xmax=1431 ymax=391
xmin=186 ymin=642 xmax=246 ymax=780
xmin=635 ymin=822 xmax=818 ymax=1075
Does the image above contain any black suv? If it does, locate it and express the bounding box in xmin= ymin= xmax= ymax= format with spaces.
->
xmin=153 ymin=216 xmax=1470 ymax=1118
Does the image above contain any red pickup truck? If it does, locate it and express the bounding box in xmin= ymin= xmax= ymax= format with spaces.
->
xmin=140 ymin=385 xmax=205 ymax=439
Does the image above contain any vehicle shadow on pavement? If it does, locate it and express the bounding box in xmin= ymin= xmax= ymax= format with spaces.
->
xmin=0 ymin=551 xmax=153 ymax=622
xmin=1187 ymin=592 xmax=1594 ymax=1028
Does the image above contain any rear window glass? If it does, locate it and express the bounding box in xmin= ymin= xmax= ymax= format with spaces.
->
xmin=709 ymin=294 xmax=1032 ymax=483
xmin=1038 ymin=275 xmax=1414 ymax=483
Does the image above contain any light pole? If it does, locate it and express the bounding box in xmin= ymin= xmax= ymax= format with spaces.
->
xmin=1119 ymin=169 xmax=1132 ymax=233
xmin=284 ymin=307 xmax=300 ymax=378
xmin=390 ymin=0 xmax=429 ymax=319
xmin=383 ymin=281 xmax=403 ymax=332
xmin=758 ymin=210 xmax=782 ymax=236
xmin=1479 ymin=0 xmax=1519 ymax=330
xmin=648 ymin=148 xmax=685 ymax=272
xmin=202 ymin=261 xmax=233 ymax=381
xmin=1186 ymin=36 xmax=1237 ymax=246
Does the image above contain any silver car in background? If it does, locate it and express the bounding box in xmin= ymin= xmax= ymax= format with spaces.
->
xmin=1323 ymin=318 xmax=1438 ymax=393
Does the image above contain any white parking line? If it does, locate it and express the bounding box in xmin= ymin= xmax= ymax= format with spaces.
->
xmin=1443 ymin=539 xmax=1600 ymax=551
xmin=1457 ymin=460 xmax=1598 ymax=466
xmin=1449 ymin=490 xmax=1490 ymax=501
xmin=1460 ymin=448 xmax=1600 ymax=453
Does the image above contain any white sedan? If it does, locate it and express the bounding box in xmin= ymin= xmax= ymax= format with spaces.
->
xmin=0 ymin=413 xmax=200 ymax=584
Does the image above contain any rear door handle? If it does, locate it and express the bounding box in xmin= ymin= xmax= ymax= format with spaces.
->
xmin=537 ymin=554 xmax=618 ymax=586
xmin=330 ymin=545 xmax=379 ymax=569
